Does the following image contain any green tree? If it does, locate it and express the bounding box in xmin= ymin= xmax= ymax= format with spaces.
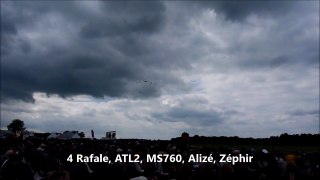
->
xmin=7 ymin=119 xmax=26 ymax=133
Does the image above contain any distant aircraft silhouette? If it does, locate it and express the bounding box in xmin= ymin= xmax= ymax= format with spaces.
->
xmin=136 ymin=80 xmax=157 ymax=86
xmin=135 ymin=80 xmax=157 ymax=94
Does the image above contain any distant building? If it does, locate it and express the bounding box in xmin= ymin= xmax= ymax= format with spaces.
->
xmin=47 ymin=132 xmax=61 ymax=139
xmin=91 ymin=130 xmax=95 ymax=138
xmin=57 ymin=131 xmax=81 ymax=140
xmin=106 ymin=131 xmax=116 ymax=140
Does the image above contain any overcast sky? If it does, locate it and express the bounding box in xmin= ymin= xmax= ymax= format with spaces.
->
xmin=1 ymin=1 xmax=319 ymax=139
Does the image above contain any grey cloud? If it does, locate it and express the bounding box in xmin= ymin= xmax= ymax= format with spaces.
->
xmin=238 ymin=55 xmax=290 ymax=70
xmin=152 ymin=107 xmax=237 ymax=126
xmin=0 ymin=106 xmax=33 ymax=114
xmin=291 ymin=109 xmax=319 ymax=117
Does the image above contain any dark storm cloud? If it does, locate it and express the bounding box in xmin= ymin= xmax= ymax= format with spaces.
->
xmin=1 ymin=53 xmax=164 ymax=101
xmin=195 ymin=0 xmax=294 ymax=21
xmin=80 ymin=2 xmax=165 ymax=38
xmin=0 ymin=1 xmax=187 ymax=102
xmin=1 ymin=13 xmax=17 ymax=56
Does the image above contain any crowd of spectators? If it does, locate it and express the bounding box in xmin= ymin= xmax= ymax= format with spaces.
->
xmin=0 ymin=133 xmax=319 ymax=180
